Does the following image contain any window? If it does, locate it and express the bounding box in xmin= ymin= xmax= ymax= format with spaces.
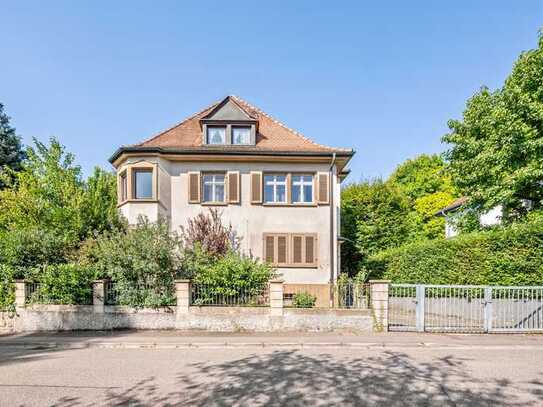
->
xmin=232 ymin=127 xmax=251 ymax=144
xmin=133 ymin=169 xmax=153 ymax=199
xmin=207 ymin=127 xmax=226 ymax=144
xmin=119 ymin=171 xmax=127 ymax=202
xmin=263 ymin=233 xmax=318 ymax=267
xmin=291 ymin=175 xmax=313 ymax=203
xmin=264 ymin=174 xmax=287 ymax=203
xmin=202 ymin=173 xmax=225 ymax=203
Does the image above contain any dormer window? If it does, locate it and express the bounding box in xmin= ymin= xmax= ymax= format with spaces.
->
xmin=232 ymin=126 xmax=251 ymax=145
xmin=207 ymin=126 xmax=226 ymax=144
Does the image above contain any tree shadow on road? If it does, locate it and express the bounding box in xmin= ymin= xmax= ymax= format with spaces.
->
xmin=99 ymin=350 xmax=543 ymax=406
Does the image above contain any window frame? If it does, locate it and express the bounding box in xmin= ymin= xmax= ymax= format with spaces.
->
xmin=117 ymin=162 xmax=158 ymax=206
xmin=201 ymin=172 xmax=227 ymax=205
xmin=206 ymin=126 xmax=227 ymax=145
xmin=291 ymin=173 xmax=314 ymax=204
xmin=119 ymin=170 xmax=128 ymax=203
xmin=133 ymin=168 xmax=154 ymax=200
xmin=232 ymin=126 xmax=252 ymax=145
xmin=263 ymin=173 xmax=288 ymax=204
xmin=261 ymin=172 xmax=316 ymax=206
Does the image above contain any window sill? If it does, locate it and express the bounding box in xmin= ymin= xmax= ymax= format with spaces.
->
xmin=201 ymin=201 xmax=228 ymax=206
xmin=262 ymin=203 xmax=317 ymax=208
xmin=271 ymin=264 xmax=319 ymax=269
xmin=117 ymin=198 xmax=158 ymax=208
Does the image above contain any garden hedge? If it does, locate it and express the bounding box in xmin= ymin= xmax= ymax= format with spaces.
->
xmin=367 ymin=219 xmax=543 ymax=285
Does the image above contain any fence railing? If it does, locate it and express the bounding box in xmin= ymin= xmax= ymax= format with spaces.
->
xmin=104 ymin=280 xmax=176 ymax=306
xmin=190 ymin=284 xmax=269 ymax=307
xmin=25 ymin=282 xmax=41 ymax=304
xmin=335 ymin=282 xmax=370 ymax=309
xmin=23 ymin=281 xmax=93 ymax=305
xmin=389 ymin=283 xmax=543 ymax=333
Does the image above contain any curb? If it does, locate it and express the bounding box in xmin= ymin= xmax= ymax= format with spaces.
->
xmin=1 ymin=342 xmax=542 ymax=350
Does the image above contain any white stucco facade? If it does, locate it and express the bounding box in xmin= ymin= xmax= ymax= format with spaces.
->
xmin=117 ymin=156 xmax=342 ymax=284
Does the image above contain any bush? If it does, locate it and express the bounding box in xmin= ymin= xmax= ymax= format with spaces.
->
xmin=25 ymin=264 xmax=97 ymax=304
xmin=292 ymin=292 xmax=316 ymax=308
xmin=191 ymin=250 xmax=275 ymax=305
xmin=367 ymin=219 xmax=543 ymax=285
xmin=0 ymin=265 xmax=15 ymax=311
xmin=0 ymin=228 xmax=73 ymax=275
xmin=181 ymin=208 xmax=240 ymax=256
xmin=89 ymin=216 xmax=183 ymax=308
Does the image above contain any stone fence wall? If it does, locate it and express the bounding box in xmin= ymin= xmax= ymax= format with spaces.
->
xmin=0 ymin=280 xmax=391 ymax=334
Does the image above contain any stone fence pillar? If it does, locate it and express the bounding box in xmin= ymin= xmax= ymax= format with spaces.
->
xmin=92 ymin=280 xmax=106 ymax=313
xmin=176 ymin=280 xmax=191 ymax=314
xmin=370 ymin=280 xmax=390 ymax=332
xmin=269 ymin=279 xmax=284 ymax=316
xmin=14 ymin=280 xmax=26 ymax=308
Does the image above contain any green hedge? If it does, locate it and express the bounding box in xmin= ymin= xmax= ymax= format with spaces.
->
xmin=367 ymin=220 xmax=543 ymax=285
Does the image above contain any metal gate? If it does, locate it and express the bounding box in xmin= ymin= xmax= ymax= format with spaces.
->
xmin=389 ymin=284 xmax=543 ymax=333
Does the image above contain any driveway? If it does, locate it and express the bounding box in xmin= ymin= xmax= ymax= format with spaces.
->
xmin=1 ymin=332 xmax=542 ymax=406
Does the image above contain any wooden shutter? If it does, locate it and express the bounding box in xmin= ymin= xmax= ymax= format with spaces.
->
xmin=227 ymin=172 xmax=240 ymax=204
xmin=277 ymin=235 xmax=288 ymax=264
xmin=188 ymin=172 xmax=200 ymax=203
xmin=251 ymin=171 xmax=262 ymax=204
xmin=317 ymin=172 xmax=330 ymax=205
xmin=305 ymin=235 xmax=316 ymax=265
xmin=292 ymin=235 xmax=303 ymax=264
xmin=264 ymin=235 xmax=275 ymax=263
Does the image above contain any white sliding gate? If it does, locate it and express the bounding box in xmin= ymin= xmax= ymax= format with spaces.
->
xmin=389 ymin=284 xmax=543 ymax=333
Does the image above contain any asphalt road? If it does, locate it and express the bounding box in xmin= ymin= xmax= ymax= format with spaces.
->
xmin=1 ymin=334 xmax=543 ymax=406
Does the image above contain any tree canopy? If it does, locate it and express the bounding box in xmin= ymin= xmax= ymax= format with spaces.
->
xmin=0 ymin=103 xmax=25 ymax=188
xmin=443 ymin=32 xmax=543 ymax=219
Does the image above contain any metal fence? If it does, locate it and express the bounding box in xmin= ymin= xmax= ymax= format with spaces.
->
xmin=335 ymin=282 xmax=371 ymax=309
xmin=25 ymin=282 xmax=41 ymax=304
xmin=190 ymin=284 xmax=269 ymax=307
xmin=104 ymin=281 xmax=176 ymax=306
xmin=389 ymin=284 xmax=543 ymax=333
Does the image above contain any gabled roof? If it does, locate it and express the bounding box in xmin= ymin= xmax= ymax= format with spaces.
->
xmin=109 ymin=95 xmax=354 ymax=163
xmin=436 ymin=196 xmax=468 ymax=216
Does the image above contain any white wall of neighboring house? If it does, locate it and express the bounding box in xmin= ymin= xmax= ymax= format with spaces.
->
xmin=479 ymin=205 xmax=503 ymax=227
xmin=444 ymin=204 xmax=503 ymax=238
xmin=117 ymin=156 xmax=341 ymax=284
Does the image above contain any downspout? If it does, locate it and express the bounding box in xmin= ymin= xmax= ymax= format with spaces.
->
xmin=329 ymin=153 xmax=337 ymax=307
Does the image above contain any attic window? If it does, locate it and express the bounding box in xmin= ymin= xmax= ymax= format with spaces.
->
xmin=232 ymin=127 xmax=251 ymax=145
xmin=207 ymin=127 xmax=226 ymax=144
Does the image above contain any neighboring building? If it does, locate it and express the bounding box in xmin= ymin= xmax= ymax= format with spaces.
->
xmin=109 ymin=96 xmax=354 ymax=304
xmin=437 ymin=197 xmax=503 ymax=238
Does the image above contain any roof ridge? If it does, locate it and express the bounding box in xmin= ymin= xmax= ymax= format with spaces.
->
xmin=230 ymin=95 xmax=351 ymax=152
xmin=135 ymin=99 xmax=221 ymax=146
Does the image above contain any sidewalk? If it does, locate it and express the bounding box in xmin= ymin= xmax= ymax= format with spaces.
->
xmin=1 ymin=330 xmax=542 ymax=349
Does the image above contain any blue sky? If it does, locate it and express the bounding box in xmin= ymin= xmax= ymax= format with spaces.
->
xmin=1 ymin=1 xmax=541 ymax=180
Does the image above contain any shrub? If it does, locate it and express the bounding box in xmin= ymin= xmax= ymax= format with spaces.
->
xmin=191 ymin=250 xmax=275 ymax=305
xmin=0 ymin=265 xmax=15 ymax=311
xmin=89 ymin=216 xmax=183 ymax=308
xmin=181 ymin=208 xmax=240 ymax=257
xmin=0 ymin=228 xmax=73 ymax=275
xmin=367 ymin=219 xmax=543 ymax=285
xmin=25 ymin=264 xmax=97 ymax=304
xmin=292 ymin=292 xmax=316 ymax=308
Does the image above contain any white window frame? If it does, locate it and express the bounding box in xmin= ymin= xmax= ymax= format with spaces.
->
xmin=202 ymin=173 xmax=226 ymax=203
xmin=232 ymin=126 xmax=251 ymax=145
xmin=264 ymin=174 xmax=287 ymax=204
xmin=291 ymin=174 xmax=314 ymax=203
xmin=206 ymin=126 xmax=226 ymax=145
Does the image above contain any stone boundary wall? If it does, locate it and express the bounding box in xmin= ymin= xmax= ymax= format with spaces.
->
xmin=0 ymin=306 xmax=372 ymax=334
xmin=0 ymin=279 xmax=388 ymax=334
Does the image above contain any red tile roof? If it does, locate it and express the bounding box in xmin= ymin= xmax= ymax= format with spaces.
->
xmin=135 ymin=95 xmax=352 ymax=154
